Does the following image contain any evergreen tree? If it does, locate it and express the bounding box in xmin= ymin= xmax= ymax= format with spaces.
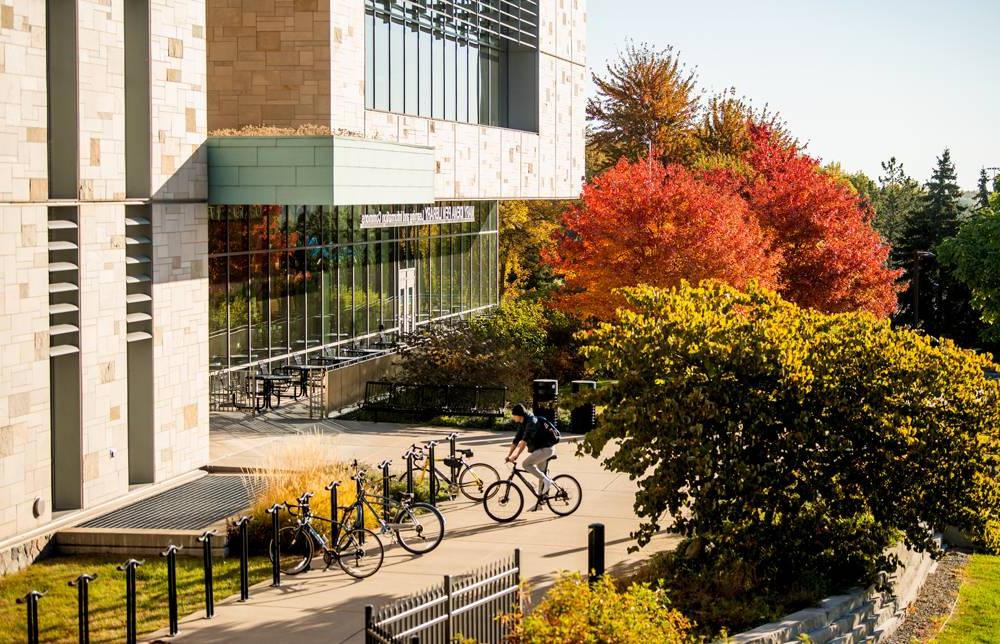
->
xmin=872 ymin=157 xmax=922 ymax=248
xmin=894 ymin=149 xmax=982 ymax=345
xmin=977 ymin=168 xmax=992 ymax=210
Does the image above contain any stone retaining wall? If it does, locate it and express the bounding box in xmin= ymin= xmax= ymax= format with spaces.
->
xmin=0 ymin=532 xmax=56 ymax=577
xmin=729 ymin=536 xmax=942 ymax=644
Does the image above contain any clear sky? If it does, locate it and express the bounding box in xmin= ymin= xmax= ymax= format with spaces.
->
xmin=586 ymin=0 xmax=1000 ymax=189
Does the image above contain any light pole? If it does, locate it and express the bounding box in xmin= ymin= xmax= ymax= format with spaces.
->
xmin=912 ymin=250 xmax=935 ymax=328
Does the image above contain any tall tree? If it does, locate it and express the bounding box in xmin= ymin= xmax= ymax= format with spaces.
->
xmin=978 ymin=168 xmax=993 ymax=210
xmin=548 ymin=157 xmax=779 ymax=319
xmin=722 ymin=128 xmax=899 ymax=317
xmin=871 ymin=157 xmax=923 ymax=249
xmin=693 ymin=89 xmax=790 ymax=175
xmin=939 ymin=193 xmax=1000 ymax=341
xmin=894 ymin=149 xmax=981 ymax=344
xmin=498 ymin=200 xmax=562 ymax=300
xmin=587 ymin=43 xmax=700 ymax=171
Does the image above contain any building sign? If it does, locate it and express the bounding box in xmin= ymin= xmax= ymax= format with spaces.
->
xmin=360 ymin=205 xmax=475 ymax=229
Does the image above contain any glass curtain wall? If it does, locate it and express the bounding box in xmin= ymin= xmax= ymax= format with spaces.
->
xmin=365 ymin=0 xmax=538 ymax=128
xmin=208 ymin=201 xmax=499 ymax=372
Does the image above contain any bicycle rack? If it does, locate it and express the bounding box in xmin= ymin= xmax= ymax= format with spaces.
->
xmin=265 ymin=504 xmax=284 ymax=587
xmin=69 ymin=573 xmax=97 ymax=644
xmin=16 ymin=590 xmax=45 ymax=644
xmin=447 ymin=432 xmax=459 ymax=488
xmin=426 ymin=441 xmax=438 ymax=507
xmin=404 ymin=448 xmax=415 ymax=496
xmin=379 ymin=459 xmax=392 ymax=523
xmin=160 ymin=544 xmax=182 ymax=636
xmin=197 ymin=529 xmax=217 ymax=616
xmin=116 ymin=558 xmax=144 ymax=644
xmin=234 ymin=517 xmax=251 ymax=602
xmin=325 ymin=480 xmax=341 ymax=546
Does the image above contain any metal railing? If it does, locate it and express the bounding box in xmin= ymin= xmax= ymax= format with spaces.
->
xmin=365 ymin=550 xmax=520 ymax=643
xmin=363 ymin=382 xmax=507 ymax=421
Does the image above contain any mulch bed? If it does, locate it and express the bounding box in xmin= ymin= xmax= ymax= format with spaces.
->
xmin=884 ymin=550 xmax=970 ymax=644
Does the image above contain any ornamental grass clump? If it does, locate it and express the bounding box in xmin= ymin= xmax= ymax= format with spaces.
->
xmin=237 ymin=434 xmax=370 ymax=552
xmin=506 ymin=573 xmax=694 ymax=644
xmin=581 ymin=280 xmax=1000 ymax=604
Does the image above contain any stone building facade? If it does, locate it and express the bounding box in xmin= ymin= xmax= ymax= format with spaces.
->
xmin=0 ymin=0 xmax=584 ymax=563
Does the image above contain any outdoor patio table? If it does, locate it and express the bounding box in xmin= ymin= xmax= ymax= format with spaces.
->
xmin=285 ymin=364 xmax=328 ymax=395
xmin=254 ymin=373 xmax=293 ymax=410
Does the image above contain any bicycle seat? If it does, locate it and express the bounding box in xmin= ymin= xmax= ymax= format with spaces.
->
xmin=442 ymin=457 xmax=463 ymax=468
xmin=545 ymin=455 xmax=558 ymax=462
xmin=460 ymin=449 xmax=474 ymax=457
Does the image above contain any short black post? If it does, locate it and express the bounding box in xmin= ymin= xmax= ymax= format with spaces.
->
xmin=355 ymin=473 xmax=365 ymax=530
xmin=69 ymin=573 xmax=96 ymax=644
xmin=197 ymin=529 xmax=217 ymax=617
xmin=588 ymin=523 xmax=605 ymax=583
xmin=405 ymin=449 xmax=415 ymax=496
xmin=234 ymin=517 xmax=251 ymax=601
xmin=427 ymin=440 xmax=438 ymax=507
xmin=325 ymin=481 xmax=341 ymax=547
xmin=448 ymin=432 xmax=459 ymax=489
xmin=116 ymin=559 xmax=144 ymax=644
xmin=380 ymin=459 xmax=391 ymax=523
xmin=364 ymin=604 xmax=374 ymax=640
xmin=16 ymin=590 xmax=45 ymax=644
xmin=265 ymin=504 xmax=284 ymax=587
xmin=160 ymin=544 xmax=182 ymax=636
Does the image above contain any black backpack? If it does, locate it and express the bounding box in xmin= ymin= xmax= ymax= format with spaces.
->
xmin=536 ymin=417 xmax=562 ymax=448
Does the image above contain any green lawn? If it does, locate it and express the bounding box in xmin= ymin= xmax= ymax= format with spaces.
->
xmin=935 ymin=554 xmax=1000 ymax=644
xmin=0 ymin=554 xmax=271 ymax=643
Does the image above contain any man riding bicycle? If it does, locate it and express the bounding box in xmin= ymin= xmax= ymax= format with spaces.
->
xmin=505 ymin=403 xmax=559 ymax=511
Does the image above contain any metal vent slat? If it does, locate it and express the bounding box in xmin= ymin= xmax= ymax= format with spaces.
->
xmin=80 ymin=475 xmax=259 ymax=530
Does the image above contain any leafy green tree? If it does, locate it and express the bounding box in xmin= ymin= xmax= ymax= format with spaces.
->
xmin=893 ymin=149 xmax=982 ymax=344
xmin=581 ymin=281 xmax=1000 ymax=603
xmin=587 ymin=42 xmax=700 ymax=170
xmin=939 ymin=194 xmax=1000 ymax=340
xmin=498 ymin=200 xmax=563 ymax=300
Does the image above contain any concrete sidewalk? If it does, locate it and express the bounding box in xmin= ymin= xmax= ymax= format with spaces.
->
xmin=148 ymin=417 xmax=678 ymax=643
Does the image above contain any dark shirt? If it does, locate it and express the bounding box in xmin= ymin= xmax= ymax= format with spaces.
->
xmin=512 ymin=414 xmax=546 ymax=452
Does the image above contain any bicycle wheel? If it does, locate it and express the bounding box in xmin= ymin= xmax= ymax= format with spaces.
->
xmin=394 ymin=502 xmax=445 ymax=555
xmin=546 ymin=474 xmax=583 ymax=516
xmin=458 ymin=463 xmax=500 ymax=502
xmin=269 ymin=526 xmax=314 ymax=575
xmin=483 ymin=481 xmax=523 ymax=523
xmin=336 ymin=528 xmax=384 ymax=579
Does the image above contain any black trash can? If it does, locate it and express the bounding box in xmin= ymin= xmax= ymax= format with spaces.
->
xmin=570 ymin=380 xmax=597 ymax=434
xmin=532 ymin=379 xmax=559 ymax=428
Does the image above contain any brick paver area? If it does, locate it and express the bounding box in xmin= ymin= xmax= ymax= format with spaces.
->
xmin=148 ymin=417 xmax=679 ymax=643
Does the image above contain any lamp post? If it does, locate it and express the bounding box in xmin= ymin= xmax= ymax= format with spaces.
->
xmin=912 ymin=250 xmax=935 ymax=328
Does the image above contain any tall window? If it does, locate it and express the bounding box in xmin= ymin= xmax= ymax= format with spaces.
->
xmin=365 ymin=0 xmax=538 ymax=129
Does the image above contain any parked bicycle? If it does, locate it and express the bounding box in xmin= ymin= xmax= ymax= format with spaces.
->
xmin=269 ymin=484 xmax=385 ymax=579
xmin=361 ymin=459 xmax=446 ymax=555
xmin=407 ymin=435 xmax=500 ymax=502
xmin=482 ymin=456 xmax=582 ymax=522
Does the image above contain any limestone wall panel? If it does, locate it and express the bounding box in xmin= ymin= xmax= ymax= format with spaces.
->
xmin=151 ymin=203 xmax=209 ymax=480
xmin=151 ymin=0 xmax=208 ymax=200
xmin=500 ymin=129 xmax=521 ymax=199
xmin=478 ymin=128 xmax=502 ymax=197
xmin=0 ymin=205 xmax=50 ymax=541
xmin=428 ymin=121 xmax=456 ymax=197
xmin=78 ymin=203 xmax=129 ymax=507
xmin=454 ymin=123 xmax=479 ymax=199
xmin=520 ymin=133 xmax=539 ymax=198
xmin=331 ymin=0 xmax=365 ymax=134
xmin=554 ymin=57 xmax=574 ymax=196
xmin=0 ymin=1 xmax=47 ymax=202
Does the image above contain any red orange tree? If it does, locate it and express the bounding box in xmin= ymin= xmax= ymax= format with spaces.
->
xmin=548 ymin=158 xmax=779 ymax=319
xmin=550 ymin=130 xmax=900 ymax=320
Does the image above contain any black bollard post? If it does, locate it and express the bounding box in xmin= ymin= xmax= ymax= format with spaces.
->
xmin=380 ymin=459 xmax=391 ymax=523
xmin=69 ymin=574 xmax=96 ymax=644
xmin=354 ymin=471 xmax=366 ymax=546
xmin=265 ymin=503 xmax=284 ymax=587
xmin=588 ymin=523 xmax=605 ymax=584
xmin=405 ymin=448 xmax=415 ymax=496
xmin=197 ymin=529 xmax=217 ymax=617
xmin=233 ymin=517 xmax=251 ymax=601
xmin=448 ymin=432 xmax=459 ymax=490
xmin=427 ymin=440 xmax=438 ymax=507
xmin=325 ymin=481 xmax=340 ymax=547
xmin=16 ymin=590 xmax=45 ymax=644
xmin=116 ymin=559 xmax=144 ymax=644
xmin=160 ymin=544 xmax=182 ymax=636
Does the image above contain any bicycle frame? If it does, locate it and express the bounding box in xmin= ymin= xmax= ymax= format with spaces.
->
xmin=504 ymin=464 xmax=553 ymax=500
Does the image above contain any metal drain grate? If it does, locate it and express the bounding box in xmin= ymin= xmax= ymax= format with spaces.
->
xmin=81 ymin=475 xmax=258 ymax=530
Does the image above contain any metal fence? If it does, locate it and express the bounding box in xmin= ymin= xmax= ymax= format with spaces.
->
xmin=365 ymin=550 xmax=521 ymax=643
xmin=363 ymin=382 xmax=507 ymax=420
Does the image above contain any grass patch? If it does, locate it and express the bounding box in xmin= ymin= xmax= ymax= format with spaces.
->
xmin=0 ymin=554 xmax=271 ymax=643
xmin=934 ymin=554 xmax=1000 ymax=644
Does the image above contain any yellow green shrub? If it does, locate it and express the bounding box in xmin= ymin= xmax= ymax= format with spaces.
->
xmin=507 ymin=574 xmax=694 ymax=644
xmin=581 ymin=281 xmax=1000 ymax=595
